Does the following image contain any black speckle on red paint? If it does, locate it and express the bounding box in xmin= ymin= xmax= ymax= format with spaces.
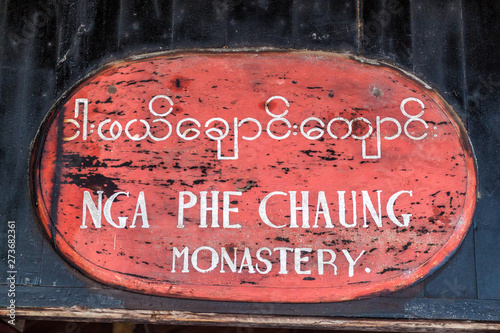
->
xmin=173 ymin=105 xmax=183 ymax=115
xmin=378 ymin=267 xmax=401 ymax=274
xmin=169 ymin=75 xmax=193 ymax=92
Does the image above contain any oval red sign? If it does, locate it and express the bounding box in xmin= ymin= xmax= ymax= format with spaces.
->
xmin=31 ymin=51 xmax=477 ymax=302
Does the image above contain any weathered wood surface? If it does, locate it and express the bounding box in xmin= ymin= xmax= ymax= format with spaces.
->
xmin=2 ymin=307 xmax=500 ymax=332
xmin=0 ymin=0 xmax=499 ymax=324
xmin=31 ymin=51 xmax=476 ymax=302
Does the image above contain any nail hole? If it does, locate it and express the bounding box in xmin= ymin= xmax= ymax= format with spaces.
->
xmin=372 ymin=87 xmax=383 ymax=98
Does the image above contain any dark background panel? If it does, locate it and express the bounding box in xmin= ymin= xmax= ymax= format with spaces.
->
xmin=293 ymin=0 xmax=359 ymax=52
xmin=0 ymin=67 xmax=59 ymax=287
xmin=0 ymin=0 xmax=498 ymax=322
xmin=0 ymin=1 xmax=58 ymax=68
xmin=226 ymin=0 xmax=293 ymax=47
xmin=53 ymin=0 xmax=105 ymax=93
xmin=463 ymin=0 xmax=500 ymax=301
xmin=39 ymin=242 xmax=91 ymax=288
xmin=423 ymin=229 xmax=477 ymax=299
xmin=362 ymin=0 xmax=412 ymax=69
xmin=474 ymin=226 xmax=500 ymax=299
xmin=408 ymin=0 xmax=467 ymax=122
xmin=171 ymin=0 xmax=225 ymax=49
xmin=0 ymin=285 xmax=499 ymax=321
xmin=0 ymin=0 xmax=63 ymax=288
xmin=116 ymin=0 xmax=172 ymax=54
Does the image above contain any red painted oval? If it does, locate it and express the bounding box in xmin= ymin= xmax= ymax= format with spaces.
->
xmin=31 ymin=51 xmax=477 ymax=302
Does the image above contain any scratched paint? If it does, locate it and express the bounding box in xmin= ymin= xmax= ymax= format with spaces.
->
xmin=30 ymin=51 xmax=477 ymax=302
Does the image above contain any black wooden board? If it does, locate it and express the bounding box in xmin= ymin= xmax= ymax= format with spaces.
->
xmin=0 ymin=0 xmax=499 ymax=322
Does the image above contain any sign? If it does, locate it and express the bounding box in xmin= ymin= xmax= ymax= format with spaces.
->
xmin=31 ymin=51 xmax=477 ymax=302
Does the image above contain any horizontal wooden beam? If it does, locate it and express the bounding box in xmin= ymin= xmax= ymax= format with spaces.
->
xmin=1 ymin=308 xmax=500 ymax=332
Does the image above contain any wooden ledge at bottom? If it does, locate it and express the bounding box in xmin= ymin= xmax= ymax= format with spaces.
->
xmin=1 ymin=308 xmax=500 ymax=332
